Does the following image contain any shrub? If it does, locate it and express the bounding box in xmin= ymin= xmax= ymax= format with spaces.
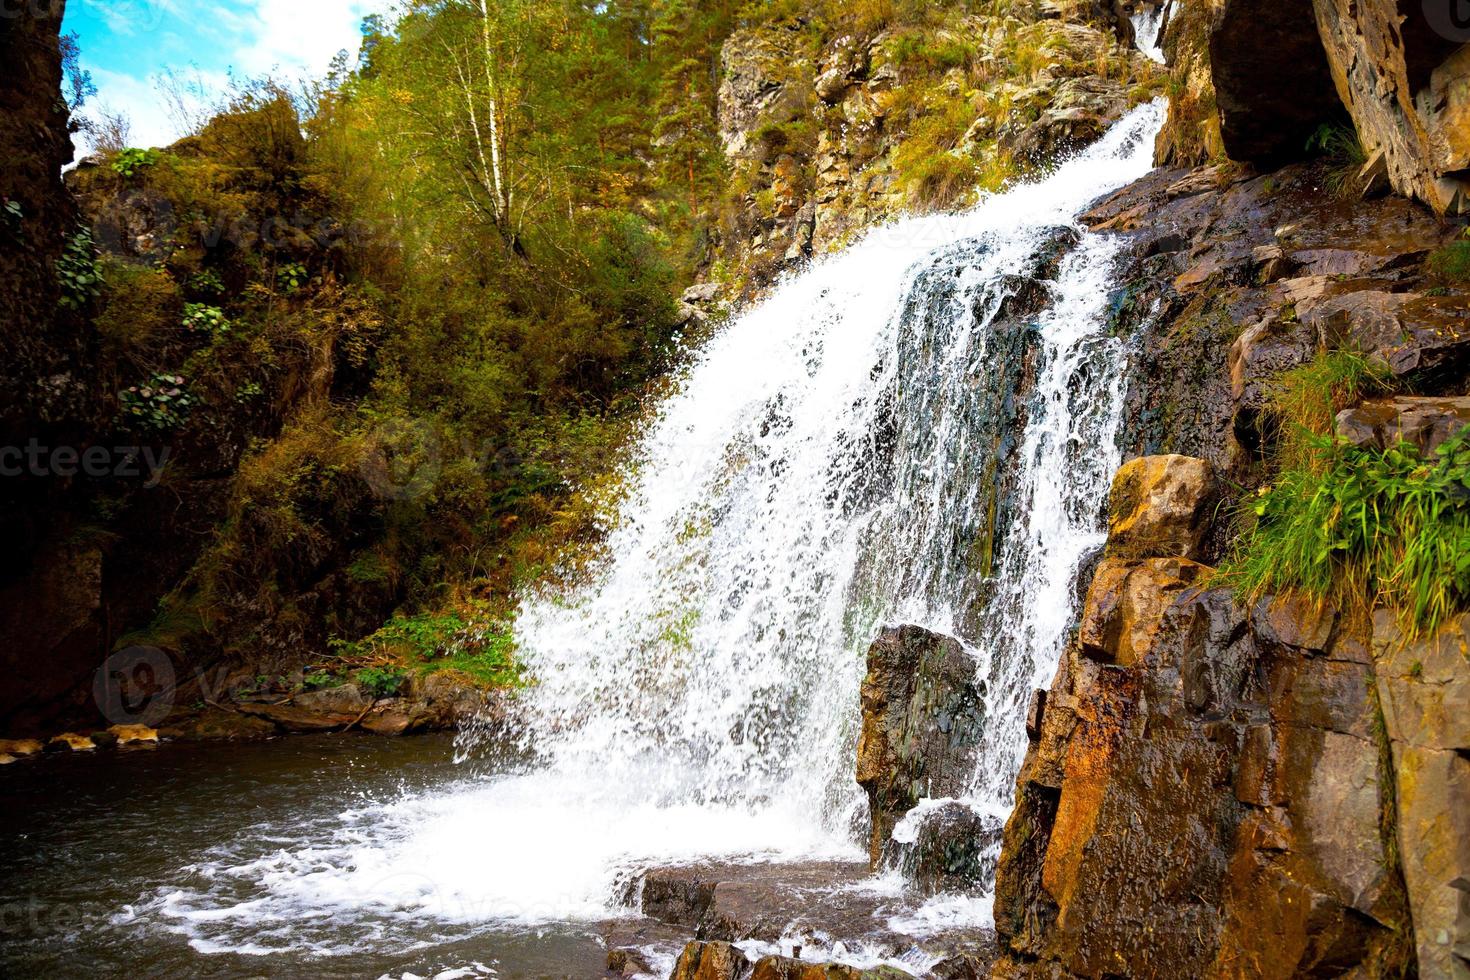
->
xmin=119 ymin=373 xmax=194 ymax=431
xmin=110 ymin=147 xmax=160 ymax=178
xmin=95 ymin=262 xmax=179 ymax=349
xmin=355 ymin=666 xmax=408 ymax=698
xmin=331 ymin=601 xmax=524 ymax=688
xmin=188 ymin=268 xmax=225 ymax=296
xmin=182 ymin=302 xmax=230 ymax=336
xmin=276 ymin=261 xmax=309 ymax=293
xmin=57 ymin=227 xmax=104 ymax=310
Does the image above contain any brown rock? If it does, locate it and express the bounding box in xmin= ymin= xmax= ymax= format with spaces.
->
xmin=107 ymin=724 xmax=160 ymax=746
xmin=995 ymin=560 xmax=1408 ymax=976
xmin=1336 ymin=396 xmax=1470 ymax=455
xmin=606 ymin=947 xmax=653 ymax=977
xmin=1373 ymin=612 xmax=1470 ymax=980
xmin=1302 ymin=289 xmax=1470 ymax=382
xmin=0 ymin=738 xmax=44 ymax=758
xmin=1105 ymin=454 xmax=1217 ymax=561
xmin=670 ymin=941 xmax=751 ymax=980
xmin=45 ymin=732 xmax=96 ymax=752
xmin=856 ymin=626 xmax=985 ymax=869
xmin=235 ymin=684 xmax=374 ymax=732
xmin=1313 ymin=0 xmax=1470 ymax=215
xmin=1078 ymin=556 xmax=1208 ymax=665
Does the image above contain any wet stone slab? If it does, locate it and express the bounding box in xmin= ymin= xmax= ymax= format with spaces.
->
xmin=621 ymin=860 xmax=996 ymax=978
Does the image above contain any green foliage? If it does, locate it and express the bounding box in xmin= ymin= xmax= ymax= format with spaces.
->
xmin=182 ymin=302 xmax=230 ymax=336
xmin=57 ymin=227 xmax=104 ymax=310
xmin=332 ymin=602 xmax=524 ymax=688
xmin=276 ymin=262 xmax=309 ymax=293
xmin=234 ymin=380 xmax=264 ymax=403
xmin=302 ymin=670 xmax=344 ymax=691
xmin=110 ymin=147 xmax=161 ymax=178
xmin=355 ymin=665 xmax=408 ymax=698
xmin=1267 ymin=349 xmax=1390 ymax=470
xmin=119 ymin=373 xmax=194 ymax=431
xmin=188 ymin=268 xmax=225 ymax=296
xmin=889 ymin=32 xmax=975 ymax=71
xmin=1224 ymin=429 xmax=1470 ymax=637
xmin=2 ymin=199 xmax=22 ymax=236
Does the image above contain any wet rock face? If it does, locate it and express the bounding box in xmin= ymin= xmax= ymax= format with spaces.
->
xmin=1372 ymin=613 xmax=1470 ymax=979
xmin=668 ymin=941 xmax=921 ymax=980
xmin=0 ymin=1 xmax=85 ymax=437
xmin=992 ymin=456 xmax=1413 ymax=977
xmin=1003 ymin=76 xmax=1134 ymax=167
xmin=900 ymin=802 xmax=1004 ymax=896
xmin=229 ymin=675 xmax=495 ymax=736
xmin=1084 ymin=157 xmax=1460 ymax=483
xmin=1313 ymin=0 xmax=1470 ymax=215
xmin=856 ymin=626 xmax=986 ymax=869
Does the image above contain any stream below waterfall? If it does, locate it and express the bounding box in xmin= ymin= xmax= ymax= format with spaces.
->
xmin=1 ymin=102 xmax=1165 ymax=978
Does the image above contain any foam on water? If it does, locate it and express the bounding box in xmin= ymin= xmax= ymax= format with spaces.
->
xmin=125 ymin=102 xmax=1164 ymax=956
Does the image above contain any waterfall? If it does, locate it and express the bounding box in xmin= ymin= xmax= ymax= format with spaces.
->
xmin=137 ymin=103 xmax=1165 ymax=955
xmin=503 ymin=101 xmax=1164 ymax=890
xmin=1131 ymin=4 xmax=1168 ymax=64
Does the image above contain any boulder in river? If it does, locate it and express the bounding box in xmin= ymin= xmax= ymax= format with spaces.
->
xmin=856 ymin=625 xmax=986 ymax=869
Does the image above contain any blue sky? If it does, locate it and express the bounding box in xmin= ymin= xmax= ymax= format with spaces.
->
xmin=63 ymin=0 xmax=389 ymax=152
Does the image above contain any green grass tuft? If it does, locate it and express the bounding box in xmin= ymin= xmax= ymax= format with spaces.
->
xmin=1222 ymin=428 xmax=1470 ymax=637
xmin=1427 ymin=240 xmax=1470 ymax=285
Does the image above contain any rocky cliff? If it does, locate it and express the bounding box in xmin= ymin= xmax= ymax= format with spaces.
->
xmin=1156 ymin=0 xmax=1470 ymax=214
xmin=709 ymin=4 xmax=1162 ymax=294
xmin=983 ymin=7 xmax=1470 ymax=972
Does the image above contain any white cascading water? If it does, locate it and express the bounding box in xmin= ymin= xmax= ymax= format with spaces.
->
xmin=137 ymin=103 xmax=1164 ymax=959
xmin=1131 ymin=4 xmax=1168 ymax=64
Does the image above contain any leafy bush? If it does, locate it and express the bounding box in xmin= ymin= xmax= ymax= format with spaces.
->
xmin=57 ymin=227 xmax=104 ymax=310
xmin=355 ymin=666 xmax=408 ymax=698
xmin=188 ymin=268 xmax=225 ymax=296
xmin=276 ymin=261 xmax=309 ymax=293
xmin=110 ymin=147 xmax=160 ymax=178
xmin=332 ymin=602 xmax=524 ymax=688
xmin=2 ymin=199 xmax=22 ymax=236
xmin=119 ymin=373 xmax=194 ymax=431
xmin=182 ymin=302 xmax=230 ymax=336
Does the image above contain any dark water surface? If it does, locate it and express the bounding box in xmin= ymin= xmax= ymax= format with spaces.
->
xmin=0 ymin=734 xmax=619 ymax=979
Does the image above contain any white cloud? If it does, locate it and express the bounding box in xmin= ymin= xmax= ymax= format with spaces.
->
xmin=77 ymin=0 xmax=393 ymax=155
xmin=234 ymin=0 xmax=384 ymax=76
